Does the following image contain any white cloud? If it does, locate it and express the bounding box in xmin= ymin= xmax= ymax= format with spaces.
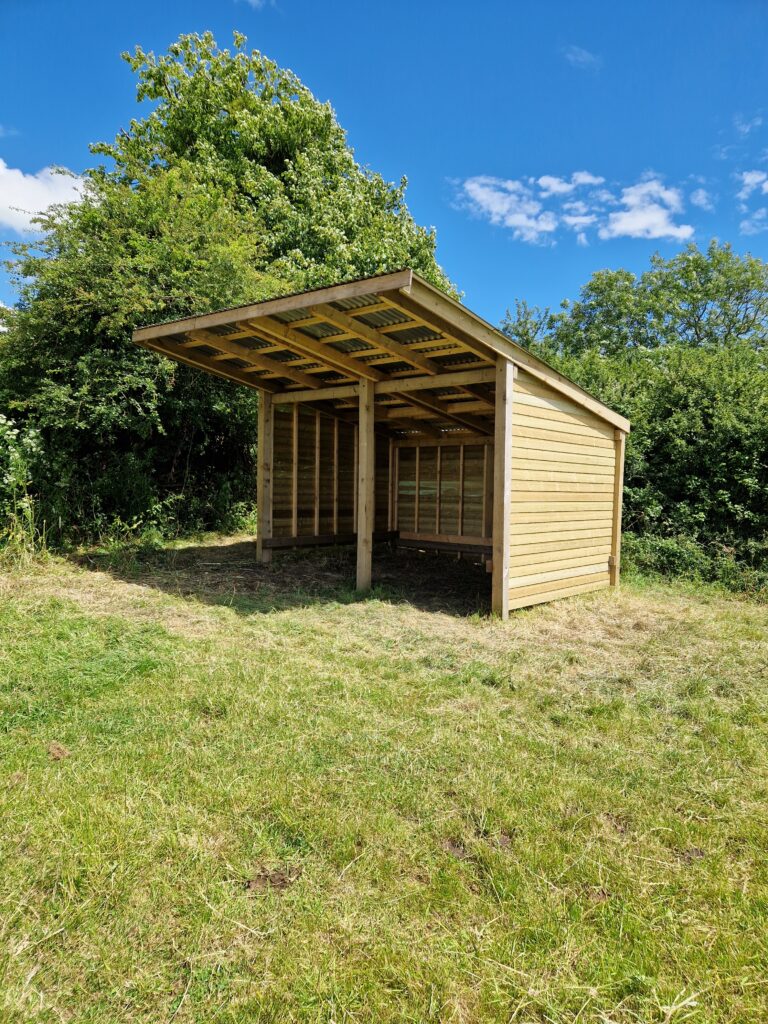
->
xmin=598 ymin=180 xmax=694 ymax=241
xmin=571 ymin=171 xmax=605 ymax=187
xmin=690 ymin=187 xmax=714 ymax=211
xmin=0 ymin=159 xmax=83 ymax=233
xmin=537 ymin=175 xmax=573 ymax=196
xmin=536 ymin=170 xmax=605 ymax=197
xmin=236 ymin=0 xmax=273 ymax=7
xmin=0 ymin=125 xmax=18 ymax=139
xmin=460 ymin=176 xmax=558 ymax=243
xmin=736 ymin=170 xmax=768 ymax=202
xmin=458 ymin=172 xmax=699 ymax=245
xmin=563 ymin=45 xmax=601 ymax=70
xmin=740 ymin=208 xmax=768 ymax=235
xmin=734 ymin=113 xmax=763 ymax=138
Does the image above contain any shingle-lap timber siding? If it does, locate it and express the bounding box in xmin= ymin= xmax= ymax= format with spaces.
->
xmin=508 ymin=369 xmax=617 ymax=610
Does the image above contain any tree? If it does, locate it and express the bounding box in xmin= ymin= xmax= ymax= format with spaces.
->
xmin=502 ymin=243 xmax=768 ymax=560
xmin=1 ymin=32 xmax=453 ymax=541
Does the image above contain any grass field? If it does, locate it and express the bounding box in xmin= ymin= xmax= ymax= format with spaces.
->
xmin=1 ymin=538 xmax=767 ymax=1023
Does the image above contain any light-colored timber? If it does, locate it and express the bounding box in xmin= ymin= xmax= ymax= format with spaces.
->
xmin=134 ymin=271 xmax=628 ymax=612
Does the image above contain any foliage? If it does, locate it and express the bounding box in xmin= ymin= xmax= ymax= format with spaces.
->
xmin=0 ymin=32 xmax=453 ymax=544
xmin=503 ymin=242 xmax=768 ymax=583
xmin=0 ymin=413 xmax=44 ymax=561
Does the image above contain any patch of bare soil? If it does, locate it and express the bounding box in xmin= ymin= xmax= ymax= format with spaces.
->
xmin=245 ymin=865 xmax=303 ymax=893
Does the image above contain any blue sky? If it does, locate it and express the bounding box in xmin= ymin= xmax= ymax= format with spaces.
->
xmin=2 ymin=0 xmax=768 ymax=324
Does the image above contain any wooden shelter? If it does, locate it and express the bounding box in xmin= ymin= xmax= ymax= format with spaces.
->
xmin=133 ymin=270 xmax=629 ymax=617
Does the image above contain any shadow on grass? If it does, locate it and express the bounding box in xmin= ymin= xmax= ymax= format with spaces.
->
xmin=71 ymin=539 xmax=493 ymax=618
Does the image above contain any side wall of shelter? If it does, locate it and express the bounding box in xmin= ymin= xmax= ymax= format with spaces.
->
xmin=507 ymin=369 xmax=618 ymax=610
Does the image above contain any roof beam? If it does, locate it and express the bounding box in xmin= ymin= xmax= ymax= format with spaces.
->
xmin=273 ymin=367 xmax=496 ymax=404
xmin=386 ymin=280 xmax=630 ymax=433
xmin=390 ymin=390 xmax=492 ymax=435
xmin=312 ymin=303 xmax=442 ymax=375
xmin=244 ymin=317 xmax=386 ymax=382
xmin=136 ymin=337 xmax=279 ymax=392
xmin=185 ymin=330 xmax=321 ymax=389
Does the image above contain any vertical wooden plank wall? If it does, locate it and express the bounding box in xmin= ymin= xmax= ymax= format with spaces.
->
xmin=506 ymin=369 xmax=618 ymax=610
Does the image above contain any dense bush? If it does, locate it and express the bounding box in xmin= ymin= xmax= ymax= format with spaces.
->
xmin=504 ymin=243 xmax=768 ymax=589
xmin=0 ymin=32 xmax=452 ymax=545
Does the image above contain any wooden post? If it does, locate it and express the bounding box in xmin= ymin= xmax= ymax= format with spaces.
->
xmin=313 ymin=411 xmax=321 ymax=536
xmin=256 ymin=392 xmax=273 ymax=563
xmin=291 ymin=405 xmax=299 ymax=537
xmin=610 ymin=428 xmax=626 ymax=586
xmin=491 ymin=359 xmax=515 ymax=618
xmin=356 ymin=378 xmax=375 ymax=591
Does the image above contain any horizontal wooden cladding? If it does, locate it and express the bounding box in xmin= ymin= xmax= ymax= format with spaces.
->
xmin=514 ymin=410 xmax=615 ymax=442
xmin=508 ymin=576 xmax=610 ymax=610
xmin=514 ymin=424 xmax=615 ymax=452
xmin=509 ymin=560 xmax=609 ymax=588
xmin=511 ymin=509 xmax=614 ymax=525
xmin=510 ymin=527 xmax=613 ymax=548
xmin=509 ymin=547 xmax=611 ymax=572
xmin=511 ymin=459 xmax=614 ymax=479
xmin=514 ymin=450 xmax=618 ymax=468
xmin=511 ymin=479 xmax=615 ymax=495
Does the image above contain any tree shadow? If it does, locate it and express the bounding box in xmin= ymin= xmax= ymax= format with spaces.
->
xmin=71 ymin=538 xmax=492 ymax=618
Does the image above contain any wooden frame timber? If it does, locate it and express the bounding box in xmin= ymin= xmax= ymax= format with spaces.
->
xmin=133 ymin=270 xmax=629 ymax=615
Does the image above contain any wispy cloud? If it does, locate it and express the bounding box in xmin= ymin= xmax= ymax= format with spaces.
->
xmin=0 ymin=160 xmax=83 ymax=233
xmin=0 ymin=124 xmax=18 ymax=139
xmin=690 ymin=187 xmax=714 ymax=211
xmin=460 ymin=176 xmax=557 ymax=244
xmin=734 ymin=113 xmax=763 ymax=138
xmin=235 ymin=0 xmax=274 ymax=7
xmin=562 ymin=45 xmax=602 ymax=71
xmin=736 ymin=169 xmax=768 ymax=203
xmin=537 ymin=171 xmax=604 ymax=197
xmin=457 ymin=171 xmax=693 ymax=245
xmin=735 ymin=170 xmax=768 ymax=235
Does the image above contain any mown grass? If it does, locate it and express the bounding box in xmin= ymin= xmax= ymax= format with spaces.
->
xmin=1 ymin=539 xmax=767 ymax=1023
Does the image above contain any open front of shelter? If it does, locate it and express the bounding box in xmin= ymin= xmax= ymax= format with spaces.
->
xmin=133 ymin=270 xmax=629 ymax=618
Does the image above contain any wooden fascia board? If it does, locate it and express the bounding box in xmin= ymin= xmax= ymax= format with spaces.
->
xmin=131 ymin=269 xmax=414 ymax=343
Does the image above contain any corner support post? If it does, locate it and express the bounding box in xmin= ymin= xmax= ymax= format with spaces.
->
xmin=610 ymin=428 xmax=626 ymax=587
xmin=491 ymin=359 xmax=515 ymax=618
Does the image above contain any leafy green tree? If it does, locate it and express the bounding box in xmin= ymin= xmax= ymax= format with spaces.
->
xmin=1 ymin=32 xmax=452 ymax=542
xmin=502 ymin=242 xmax=768 ymax=569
